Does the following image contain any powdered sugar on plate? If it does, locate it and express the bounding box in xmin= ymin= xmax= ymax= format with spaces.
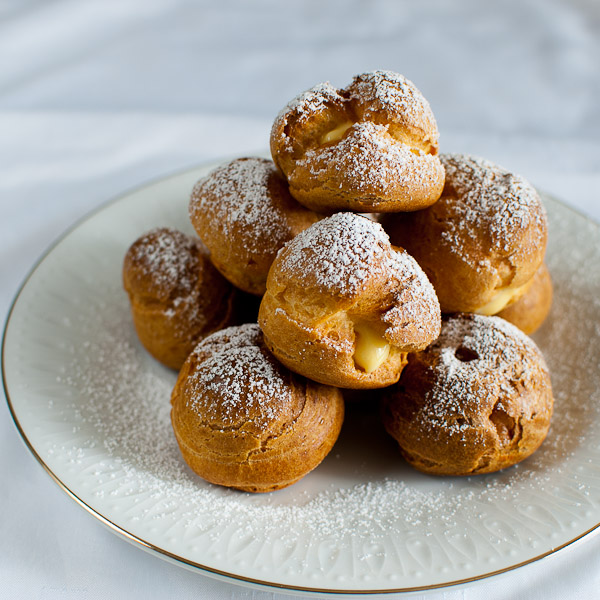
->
xmin=6 ymin=171 xmax=599 ymax=588
xmin=51 ymin=285 xmax=595 ymax=553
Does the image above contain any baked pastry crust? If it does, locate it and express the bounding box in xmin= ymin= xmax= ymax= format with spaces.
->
xmin=497 ymin=263 xmax=553 ymax=334
xmin=189 ymin=157 xmax=322 ymax=295
xmin=381 ymin=313 xmax=554 ymax=475
xmin=123 ymin=227 xmax=236 ymax=370
xmin=381 ymin=154 xmax=548 ymax=313
xmin=258 ymin=212 xmax=441 ymax=389
xmin=171 ymin=324 xmax=345 ymax=492
xmin=270 ymin=70 xmax=444 ymax=213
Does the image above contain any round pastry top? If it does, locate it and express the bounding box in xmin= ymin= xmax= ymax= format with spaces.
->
xmin=174 ymin=324 xmax=299 ymax=433
xmin=439 ymin=153 xmax=547 ymax=263
xmin=123 ymin=227 xmax=202 ymax=302
xmin=274 ymin=212 xmax=434 ymax=299
xmin=404 ymin=313 xmax=550 ymax=437
xmin=276 ymin=212 xmax=391 ymax=296
xmin=190 ymin=158 xmax=294 ymax=252
xmin=268 ymin=212 xmax=441 ymax=348
xmin=273 ymin=70 xmax=439 ymax=152
xmin=346 ymin=70 xmax=438 ymax=136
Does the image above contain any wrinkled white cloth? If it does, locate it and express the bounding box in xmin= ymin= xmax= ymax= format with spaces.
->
xmin=1 ymin=1 xmax=599 ymax=598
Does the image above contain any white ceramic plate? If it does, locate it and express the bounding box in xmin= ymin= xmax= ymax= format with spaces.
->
xmin=3 ymin=164 xmax=600 ymax=596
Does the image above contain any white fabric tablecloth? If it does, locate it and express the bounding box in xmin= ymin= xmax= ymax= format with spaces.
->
xmin=1 ymin=1 xmax=599 ymax=598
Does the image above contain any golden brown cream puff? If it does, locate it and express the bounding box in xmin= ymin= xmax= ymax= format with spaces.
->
xmin=171 ymin=324 xmax=345 ymax=492
xmin=381 ymin=154 xmax=548 ymax=314
xmin=270 ymin=70 xmax=445 ymax=213
xmin=189 ymin=157 xmax=322 ymax=295
xmin=258 ymin=212 xmax=441 ymax=389
xmin=381 ymin=313 xmax=553 ymax=475
xmin=123 ymin=227 xmax=237 ymax=370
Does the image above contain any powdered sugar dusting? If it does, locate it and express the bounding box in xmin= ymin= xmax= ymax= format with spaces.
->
xmin=278 ymin=212 xmax=392 ymax=296
xmin=382 ymin=250 xmax=441 ymax=343
xmin=349 ymin=70 xmax=435 ymax=127
xmin=300 ymin=121 xmax=439 ymax=194
xmin=414 ymin=314 xmax=548 ymax=437
xmin=125 ymin=227 xmax=199 ymax=298
xmin=190 ymin=158 xmax=291 ymax=253
xmin=275 ymin=70 xmax=436 ymax=143
xmin=440 ymin=154 xmax=547 ymax=256
xmin=276 ymin=81 xmax=341 ymax=123
xmin=182 ymin=325 xmax=293 ymax=428
xmin=190 ymin=322 xmax=261 ymax=361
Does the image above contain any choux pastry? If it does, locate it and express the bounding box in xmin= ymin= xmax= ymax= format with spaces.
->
xmin=171 ymin=324 xmax=345 ymax=492
xmin=123 ymin=227 xmax=236 ymax=370
xmin=189 ymin=157 xmax=322 ymax=295
xmin=381 ymin=153 xmax=548 ymax=314
xmin=381 ymin=313 xmax=554 ymax=475
xmin=258 ymin=212 xmax=441 ymax=389
xmin=270 ymin=70 xmax=445 ymax=213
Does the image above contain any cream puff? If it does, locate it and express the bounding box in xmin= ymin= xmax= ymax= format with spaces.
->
xmin=258 ymin=212 xmax=441 ymax=389
xmin=170 ymin=324 xmax=345 ymax=492
xmin=189 ymin=157 xmax=322 ymax=295
xmin=123 ymin=227 xmax=237 ymax=370
xmin=381 ymin=153 xmax=548 ymax=314
xmin=270 ymin=70 xmax=445 ymax=213
xmin=381 ymin=313 xmax=554 ymax=475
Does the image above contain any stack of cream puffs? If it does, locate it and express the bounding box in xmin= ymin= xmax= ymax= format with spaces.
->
xmin=122 ymin=70 xmax=554 ymax=490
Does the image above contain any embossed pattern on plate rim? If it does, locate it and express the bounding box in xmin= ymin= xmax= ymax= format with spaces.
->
xmin=2 ymin=161 xmax=600 ymax=596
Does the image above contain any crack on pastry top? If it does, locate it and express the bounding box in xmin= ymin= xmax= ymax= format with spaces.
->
xmin=189 ymin=157 xmax=298 ymax=255
xmin=439 ymin=154 xmax=548 ymax=263
xmin=380 ymin=251 xmax=442 ymax=346
xmin=409 ymin=314 xmax=550 ymax=439
xmin=272 ymin=70 xmax=439 ymax=161
xmin=275 ymin=81 xmax=343 ymax=127
xmin=182 ymin=324 xmax=302 ymax=432
xmin=346 ymin=70 xmax=438 ymax=149
xmin=298 ymin=121 xmax=442 ymax=196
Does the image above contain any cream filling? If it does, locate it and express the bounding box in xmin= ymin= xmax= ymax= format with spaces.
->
xmin=320 ymin=121 xmax=353 ymax=145
xmin=474 ymin=281 xmax=531 ymax=316
xmin=353 ymin=323 xmax=390 ymax=373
